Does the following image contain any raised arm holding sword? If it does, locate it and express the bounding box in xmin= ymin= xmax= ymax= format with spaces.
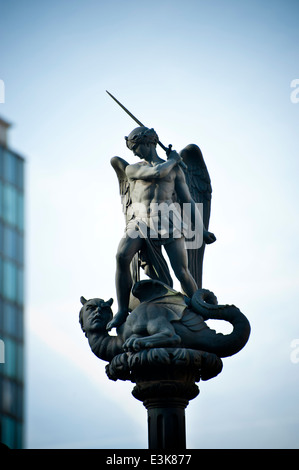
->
xmin=106 ymin=91 xmax=216 ymax=330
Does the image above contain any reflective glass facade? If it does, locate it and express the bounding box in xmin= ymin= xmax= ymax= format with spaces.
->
xmin=0 ymin=141 xmax=25 ymax=449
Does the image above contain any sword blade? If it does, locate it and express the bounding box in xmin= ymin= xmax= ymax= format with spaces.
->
xmin=106 ymin=90 xmax=187 ymax=169
xmin=106 ymin=90 xmax=145 ymax=128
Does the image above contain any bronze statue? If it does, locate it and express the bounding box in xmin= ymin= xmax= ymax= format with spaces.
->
xmin=108 ymin=125 xmax=216 ymax=330
xmin=79 ymin=93 xmax=250 ymax=449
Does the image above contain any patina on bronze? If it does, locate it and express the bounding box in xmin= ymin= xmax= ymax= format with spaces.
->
xmin=79 ymin=95 xmax=250 ymax=449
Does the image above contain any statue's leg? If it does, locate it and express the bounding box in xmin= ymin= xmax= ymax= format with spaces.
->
xmin=164 ymin=237 xmax=198 ymax=298
xmin=107 ymin=232 xmax=144 ymax=330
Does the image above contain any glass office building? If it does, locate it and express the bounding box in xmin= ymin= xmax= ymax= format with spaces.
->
xmin=0 ymin=117 xmax=25 ymax=449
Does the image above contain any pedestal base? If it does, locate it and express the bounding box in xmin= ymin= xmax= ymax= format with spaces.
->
xmin=106 ymin=348 xmax=223 ymax=450
xmin=144 ymin=397 xmax=188 ymax=450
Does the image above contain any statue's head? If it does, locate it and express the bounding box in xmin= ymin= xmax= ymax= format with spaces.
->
xmin=125 ymin=126 xmax=159 ymax=153
xmin=79 ymin=296 xmax=113 ymax=337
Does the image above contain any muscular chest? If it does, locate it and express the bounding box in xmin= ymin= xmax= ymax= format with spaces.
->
xmin=130 ymin=174 xmax=175 ymax=201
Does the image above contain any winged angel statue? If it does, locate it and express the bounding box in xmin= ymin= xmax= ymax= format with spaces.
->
xmin=79 ymin=96 xmax=250 ymax=375
xmin=107 ymin=126 xmax=216 ymax=330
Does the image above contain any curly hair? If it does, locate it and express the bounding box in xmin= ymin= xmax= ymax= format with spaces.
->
xmin=125 ymin=126 xmax=159 ymax=150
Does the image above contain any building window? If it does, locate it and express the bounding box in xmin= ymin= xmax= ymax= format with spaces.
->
xmin=2 ymin=260 xmax=17 ymax=302
xmin=0 ymin=302 xmax=23 ymax=340
xmin=17 ymin=343 xmax=23 ymax=382
xmin=1 ymin=415 xmax=16 ymax=448
xmin=1 ymin=337 xmax=23 ymax=382
xmin=2 ymin=378 xmax=16 ymax=415
xmin=16 ymin=307 xmax=23 ymax=340
xmin=17 ymin=232 xmax=24 ymax=265
xmin=0 ymin=183 xmax=23 ymax=232
xmin=0 ymin=180 xmax=2 ymax=218
xmin=3 ymin=184 xmax=17 ymax=227
xmin=0 ymin=298 xmax=3 ymax=331
xmin=3 ymin=302 xmax=17 ymax=337
xmin=4 ymin=150 xmax=17 ymax=186
xmin=3 ymin=337 xmax=17 ymax=379
xmin=3 ymin=226 xmax=17 ymax=261
xmin=17 ymin=192 xmax=24 ymax=232
xmin=17 ymin=267 xmax=24 ymax=305
xmin=0 ymin=256 xmax=2 ymax=297
xmin=1 ymin=379 xmax=23 ymax=421
xmin=0 ymin=145 xmax=4 ymax=177
xmin=0 ymin=220 xmax=3 ymax=253
xmin=16 ymin=158 xmax=24 ymax=191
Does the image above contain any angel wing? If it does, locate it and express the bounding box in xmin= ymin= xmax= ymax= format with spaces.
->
xmin=179 ymin=144 xmax=212 ymax=289
xmin=110 ymin=156 xmax=131 ymax=223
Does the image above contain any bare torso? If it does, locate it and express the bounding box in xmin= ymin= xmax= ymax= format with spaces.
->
xmin=108 ymin=147 xmax=215 ymax=330
xmin=128 ymin=161 xmax=178 ymax=208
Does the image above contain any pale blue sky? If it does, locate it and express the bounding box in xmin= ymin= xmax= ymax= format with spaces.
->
xmin=0 ymin=0 xmax=299 ymax=448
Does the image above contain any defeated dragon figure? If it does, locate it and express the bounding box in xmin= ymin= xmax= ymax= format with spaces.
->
xmin=79 ymin=279 xmax=250 ymax=363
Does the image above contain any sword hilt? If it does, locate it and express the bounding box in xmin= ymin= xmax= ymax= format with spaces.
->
xmin=106 ymin=90 xmax=187 ymax=170
xmin=160 ymin=142 xmax=187 ymax=170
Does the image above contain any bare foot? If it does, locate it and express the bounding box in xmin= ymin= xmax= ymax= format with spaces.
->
xmin=106 ymin=311 xmax=128 ymax=331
